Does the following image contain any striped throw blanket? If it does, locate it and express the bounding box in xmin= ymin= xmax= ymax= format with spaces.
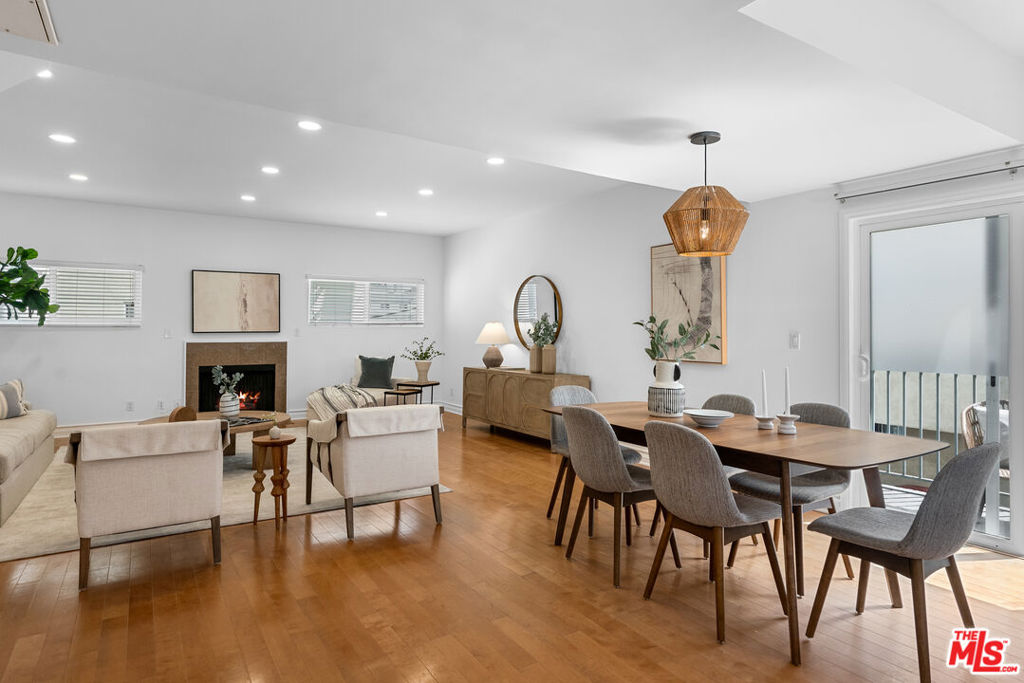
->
xmin=306 ymin=384 xmax=379 ymax=443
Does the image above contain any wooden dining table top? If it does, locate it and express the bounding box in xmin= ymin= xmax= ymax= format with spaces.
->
xmin=545 ymin=401 xmax=949 ymax=470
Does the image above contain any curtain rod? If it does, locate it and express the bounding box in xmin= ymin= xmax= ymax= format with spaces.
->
xmin=834 ymin=163 xmax=1021 ymax=202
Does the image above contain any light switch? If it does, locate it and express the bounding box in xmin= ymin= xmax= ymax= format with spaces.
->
xmin=789 ymin=331 xmax=801 ymax=350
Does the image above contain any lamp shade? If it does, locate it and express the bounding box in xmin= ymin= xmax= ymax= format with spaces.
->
xmin=476 ymin=321 xmax=511 ymax=345
xmin=663 ymin=185 xmax=749 ymax=257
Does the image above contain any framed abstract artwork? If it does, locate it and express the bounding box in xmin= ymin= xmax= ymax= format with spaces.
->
xmin=650 ymin=244 xmax=727 ymax=364
xmin=191 ymin=270 xmax=280 ymax=333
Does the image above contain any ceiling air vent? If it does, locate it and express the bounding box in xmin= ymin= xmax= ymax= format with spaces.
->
xmin=0 ymin=0 xmax=58 ymax=45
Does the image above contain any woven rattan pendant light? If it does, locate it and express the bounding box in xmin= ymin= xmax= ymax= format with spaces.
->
xmin=663 ymin=131 xmax=748 ymax=257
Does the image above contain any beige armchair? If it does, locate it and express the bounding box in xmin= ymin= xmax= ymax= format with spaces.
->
xmin=306 ymin=403 xmax=443 ymax=539
xmin=67 ymin=420 xmax=226 ymax=589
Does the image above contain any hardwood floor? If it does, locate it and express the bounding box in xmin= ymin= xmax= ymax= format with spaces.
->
xmin=1 ymin=413 xmax=1020 ymax=681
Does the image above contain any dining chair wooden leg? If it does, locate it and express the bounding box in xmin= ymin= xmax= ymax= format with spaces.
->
xmin=727 ymin=540 xmax=739 ymax=568
xmin=553 ymin=466 xmax=576 ymax=546
xmin=305 ymin=437 xmax=314 ymax=505
xmin=946 ymin=556 xmax=974 ymax=628
xmin=546 ymin=456 xmax=568 ymax=518
xmin=703 ymin=540 xmax=710 ymax=559
xmin=565 ymin=492 xmax=589 ymax=560
xmin=632 ymin=503 xmax=641 ymax=526
xmin=625 ymin=504 xmax=633 ymax=547
xmin=761 ymin=523 xmax=788 ymax=616
xmin=713 ymin=527 xmax=726 ymax=643
xmin=910 ymin=559 xmax=932 ymax=683
xmin=613 ymin=493 xmax=623 ymax=588
xmin=669 ymin=527 xmax=682 ymax=569
xmin=793 ymin=506 xmax=805 ymax=597
xmin=856 ymin=559 xmax=871 ymax=614
xmin=828 ymin=498 xmax=856 ymax=579
xmin=751 ymin=534 xmax=758 ymax=546
xmin=643 ymin=515 xmax=674 ymax=599
xmin=344 ymin=497 xmax=355 ymax=540
xmin=708 ymin=538 xmax=716 ymax=582
xmin=806 ymin=538 xmax=840 ymax=638
xmin=587 ymin=495 xmax=595 ymax=537
xmin=649 ymin=502 xmax=661 ymax=537
xmin=773 ymin=518 xmax=781 ymax=549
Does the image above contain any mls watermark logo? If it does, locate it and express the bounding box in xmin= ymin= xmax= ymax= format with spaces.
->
xmin=947 ymin=628 xmax=1020 ymax=675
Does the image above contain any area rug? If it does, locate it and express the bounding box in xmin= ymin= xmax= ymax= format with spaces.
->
xmin=0 ymin=427 xmax=450 ymax=562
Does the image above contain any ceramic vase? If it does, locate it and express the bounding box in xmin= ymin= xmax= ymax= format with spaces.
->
xmin=415 ymin=360 xmax=432 ymax=382
xmin=529 ymin=346 xmax=543 ymax=373
xmin=541 ymin=345 xmax=557 ymax=374
xmin=219 ymin=392 xmax=240 ymax=418
xmin=268 ymin=425 xmax=282 ymax=439
xmin=648 ymin=360 xmax=684 ymax=417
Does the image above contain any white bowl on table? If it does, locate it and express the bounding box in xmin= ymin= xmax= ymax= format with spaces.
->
xmin=682 ymin=408 xmax=734 ymax=428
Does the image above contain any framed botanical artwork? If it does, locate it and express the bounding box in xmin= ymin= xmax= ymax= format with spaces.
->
xmin=191 ymin=270 xmax=280 ymax=333
xmin=650 ymin=244 xmax=727 ymax=364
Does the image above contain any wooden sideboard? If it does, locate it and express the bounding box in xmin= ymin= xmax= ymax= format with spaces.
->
xmin=461 ymin=367 xmax=591 ymax=440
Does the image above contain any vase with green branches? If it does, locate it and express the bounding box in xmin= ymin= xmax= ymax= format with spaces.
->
xmin=634 ymin=315 xmax=720 ymax=417
xmin=527 ymin=313 xmax=558 ymax=374
xmin=211 ymin=365 xmax=244 ymax=418
xmin=402 ymin=337 xmax=444 ymax=382
xmin=0 ymin=247 xmax=59 ymax=326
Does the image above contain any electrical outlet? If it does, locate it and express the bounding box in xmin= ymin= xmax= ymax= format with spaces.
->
xmin=789 ymin=331 xmax=801 ymax=350
xmin=125 ymin=401 xmax=135 ymax=412
xmin=157 ymin=400 xmax=164 ymax=411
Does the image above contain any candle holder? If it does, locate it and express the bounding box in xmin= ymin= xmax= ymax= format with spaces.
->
xmin=777 ymin=413 xmax=799 ymax=435
xmin=755 ymin=415 xmax=776 ymax=430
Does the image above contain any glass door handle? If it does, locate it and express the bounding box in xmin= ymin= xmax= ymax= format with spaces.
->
xmin=858 ymin=354 xmax=870 ymax=380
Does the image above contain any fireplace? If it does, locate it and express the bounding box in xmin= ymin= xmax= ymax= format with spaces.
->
xmin=185 ymin=342 xmax=287 ymax=413
xmin=198 ymin=364 xmax=275 ymax=412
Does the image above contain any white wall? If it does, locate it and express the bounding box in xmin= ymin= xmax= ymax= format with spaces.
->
xmin=442 ymin=183 xmax=841 ymax=414
xmin=1 ymin=192 xmax=445 ymax=425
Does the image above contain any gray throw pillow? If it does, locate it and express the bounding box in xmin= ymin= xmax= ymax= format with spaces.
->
xmin=357 ymin=356 xmax=394 ymax=389
xmin=0 ymin=380 xmax=25 ymax=420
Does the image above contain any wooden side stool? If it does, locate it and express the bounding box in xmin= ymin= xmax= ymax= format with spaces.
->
xmin=252 ymin=434 xmax=296 ymax=528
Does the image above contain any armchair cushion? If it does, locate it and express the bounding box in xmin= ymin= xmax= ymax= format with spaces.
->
xmin=356 ymin=355 xmax=395 ymax=389
xmin=346 ymin=404 xmax=443 ymax=438
xmin=70 ymin=420 xmax=222 ymax=463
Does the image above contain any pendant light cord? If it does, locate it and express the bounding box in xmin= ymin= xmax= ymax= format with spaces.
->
xmin=704 ymin=140 xmax=708 ymax=188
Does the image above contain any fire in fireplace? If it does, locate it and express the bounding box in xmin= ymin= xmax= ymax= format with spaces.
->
xmin=198 ymin=364 xmax=276 ymax=412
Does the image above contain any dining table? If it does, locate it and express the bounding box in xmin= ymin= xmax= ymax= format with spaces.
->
xmin=544 ymin=401 xmax=949 ymax=666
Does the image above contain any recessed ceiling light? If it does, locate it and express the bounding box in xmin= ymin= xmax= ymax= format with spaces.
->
xmin=36 ymin=69 xmax=53 ymax=79
xmin=486 ymin=157 xmax=505 ymax=166
xmin=375 ymin=211 xmax=388 ymax=217
xmin=298 ymin=120 xmax=322 ymax=132
xmin=261 ymin=166 xmax=280 ymax=175
xmin=418 ymin=188 xmax=434 ymax=197
xmin=240 ymin=194 xmax=256 ymax=202
xmin=48 ymin=133 xmax=75 ymax=144
xmin=68 ymin=173 xmax=88 ymax=182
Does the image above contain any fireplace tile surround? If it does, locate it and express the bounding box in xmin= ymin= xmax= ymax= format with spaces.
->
xmin=185 ymin=342 xmax=287 ymax=413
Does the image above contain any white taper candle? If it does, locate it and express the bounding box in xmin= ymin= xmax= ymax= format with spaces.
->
xmin=785 ymin=367 xmax=791 ymax=414
xmin=761 ymin=369 xmax=768 ymax=416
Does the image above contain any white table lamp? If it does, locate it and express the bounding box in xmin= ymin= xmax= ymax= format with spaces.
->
xmin=476 ymin=321 xmax=511 ymax=368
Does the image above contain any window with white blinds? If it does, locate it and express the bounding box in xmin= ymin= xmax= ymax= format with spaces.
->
xmin=1 ymin=262 xmax=143 ymax=327
xmin=308 ymin=277 xmax=424 ymax=325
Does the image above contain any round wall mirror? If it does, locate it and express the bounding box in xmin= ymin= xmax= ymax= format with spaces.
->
xmin=513 ymin=275 xmax=563 ymax=347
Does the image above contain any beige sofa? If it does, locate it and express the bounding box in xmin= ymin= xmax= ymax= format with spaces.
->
xmin=0 ymin=406 xmax=57 ymax=525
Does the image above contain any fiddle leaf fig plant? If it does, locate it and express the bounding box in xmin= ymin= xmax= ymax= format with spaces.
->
xmin=0 ymin=247 xmax=59 ymax=326
xmin=527 ymin=313 xmax=557 ymax=347
xmin=633 ymin=315 xmax=720 ymax=361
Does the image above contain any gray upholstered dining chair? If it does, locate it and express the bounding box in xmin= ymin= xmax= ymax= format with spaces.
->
xmin=650 ymin=393 xmax=759 ymax=554
xmin=549 ymin=386 xmax=643 ymax=525
xmin=806 ymin=443 xmax=1000 ymax=683
xmin=563 ymin=406 xmax=672 ymax=587
xmin=643 ymin=421 xmax=788 ymax=644
xmin=727 ymin=402 xmax=855 ymax=594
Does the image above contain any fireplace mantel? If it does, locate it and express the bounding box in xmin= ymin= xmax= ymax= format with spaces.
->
xmin=185 ymin=342 xmax=287 ymax=412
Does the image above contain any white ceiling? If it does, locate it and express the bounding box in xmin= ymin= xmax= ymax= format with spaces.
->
xmin=0 ymin=0 xmax=1020 ymax=234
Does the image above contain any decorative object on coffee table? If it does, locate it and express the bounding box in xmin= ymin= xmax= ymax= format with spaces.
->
xmin=191 ymin=269 xmax=280 ymax=333
xmin=650 ymin=244 xmax=727 ymax=364
xmin=476 ymin=321 xmax=511 ymax=368
xmin=212 ymin=364 xmax=244 ymax=418
xmin=634 ymin=314 xmax=718 ymax=417
xmin=401 ymin=337 xmax=444 ymax=382
xmin=252 ymin=433 xmax=296 ymax=528
xmin=0 ymin=246 xmax=60 ymax=325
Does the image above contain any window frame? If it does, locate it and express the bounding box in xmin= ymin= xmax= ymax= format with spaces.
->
xmin=306 ymin=275 xmax=425 ymax=327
